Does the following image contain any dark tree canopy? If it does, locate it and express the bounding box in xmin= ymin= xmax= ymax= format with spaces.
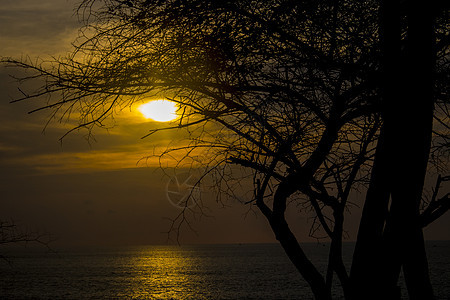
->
xmin=2 ymin=0 xmax=449 ymax=299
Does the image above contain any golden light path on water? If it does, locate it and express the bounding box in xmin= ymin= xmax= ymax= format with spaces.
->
xmin=127 ymin=246 xmax=211 ymax=299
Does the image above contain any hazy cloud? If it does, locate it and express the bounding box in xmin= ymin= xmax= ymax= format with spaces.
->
xmin=0 ymin=0 xmax=80 ymax=57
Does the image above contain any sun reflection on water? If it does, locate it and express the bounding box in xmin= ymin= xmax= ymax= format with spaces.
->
xmin=0 ymin=244 xmax=351 ymax=299
xmin=127 ymin=246 xmax=211 ymax=299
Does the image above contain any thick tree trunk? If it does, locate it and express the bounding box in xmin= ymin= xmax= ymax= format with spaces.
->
xmin=349 ymin=1 xmax=401 ymax=298
xmin=349 ymin=127 xmax=395 ymax=299
xmin=384 ymin=1 xmax=435 ymax=298
xmin=351 ymin=1 xmax=436 ymax=298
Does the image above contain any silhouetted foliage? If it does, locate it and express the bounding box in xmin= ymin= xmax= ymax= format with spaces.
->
xmin=2 ymin=0 xmax=449 ymax=299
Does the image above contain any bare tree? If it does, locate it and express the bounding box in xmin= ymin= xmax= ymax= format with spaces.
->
xmin=0 ymin=220 xmax=53 ymax=262
xmin=2 ymin=0 xmax=449 ymax=299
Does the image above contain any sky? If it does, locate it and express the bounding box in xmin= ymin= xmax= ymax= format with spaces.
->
xmin=0 ymin=0 xmax=449 ymax=247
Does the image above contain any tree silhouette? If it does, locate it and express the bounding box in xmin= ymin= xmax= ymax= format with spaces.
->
xmin=2 ymin=0 xmax=449 ymax=299
xmin=0 ymin=220 xmax=53 ymax=263
xmin=351 ymin=1 xmax=450 ymax=299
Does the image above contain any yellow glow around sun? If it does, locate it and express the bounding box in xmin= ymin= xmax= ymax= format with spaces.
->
xmin=138 ymin=100 xmax=178 ymax=122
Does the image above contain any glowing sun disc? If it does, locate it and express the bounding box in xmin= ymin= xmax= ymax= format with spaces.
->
xmin=138 ymin=100 xmax=177 ymax=122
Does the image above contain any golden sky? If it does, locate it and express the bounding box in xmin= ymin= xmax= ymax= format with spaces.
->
xmin=0 ymin=0 xmax=282 ymax=246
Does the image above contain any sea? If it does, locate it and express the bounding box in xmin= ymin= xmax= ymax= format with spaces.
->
xmin=0 ymin=242 xmax=449 ymax=299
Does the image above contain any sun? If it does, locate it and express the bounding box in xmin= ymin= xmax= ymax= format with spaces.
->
xmin=138 ymin=100 xmax=178 ymax=122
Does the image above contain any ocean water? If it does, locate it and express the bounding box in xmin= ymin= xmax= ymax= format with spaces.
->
xmin=0 ymin=242 xmax=449 ymax=299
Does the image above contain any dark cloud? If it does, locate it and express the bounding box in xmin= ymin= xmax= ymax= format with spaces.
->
xmin=0 ymin=0 xmax=79 ymax=57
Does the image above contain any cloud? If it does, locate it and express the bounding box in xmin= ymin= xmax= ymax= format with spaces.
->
xmin=0 ymin=84 xmax=206 ymax=175
xmin=1 ymin=63 xmax=204 ymax=175
xmin=0 ymin=0 xmax=80 ymax=57
xmin=2 ymin=137 xmax=210 ymax=174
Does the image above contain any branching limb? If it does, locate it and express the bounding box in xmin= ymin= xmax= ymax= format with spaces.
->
xmin=0 ymin=220 xmax=56 ymax=263
xmin=420 ymin=175 xmax=450 ymax=227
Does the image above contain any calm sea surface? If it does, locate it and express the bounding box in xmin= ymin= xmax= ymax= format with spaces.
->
xmin=1 ymin=242 xmax=449 ymax=299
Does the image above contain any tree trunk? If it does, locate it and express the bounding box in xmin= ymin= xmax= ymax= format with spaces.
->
xmin=270 ymin=217 xmax=331 ymax=300
xmin=349 ymin=127 xmax=395 ymax=299
xmin=383 ymin=1 xmax=435 ymax=298
xmin=259 ymin=177 xmax=331 ymax=300
xmin=349 ymin=1 xmax=401 ymax=298
xmin=351 ymin=0 xmax=436 ymax=299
